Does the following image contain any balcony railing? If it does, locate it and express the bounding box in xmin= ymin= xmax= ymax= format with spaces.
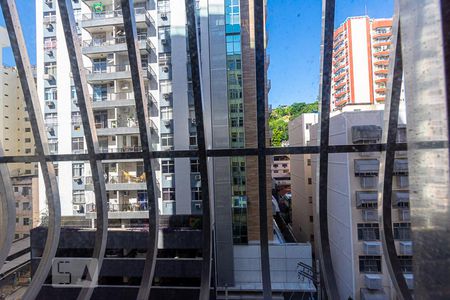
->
xmin=86 ymin=174 xmax=145 ymax=185
xmin=86 ymin=202 xmax=149 ymax=213
xmin=83 ymin=34 xmax=148 ymax=48
xmin=81 ymin=7 xmax=148 ymax=21
xmin=86 ymin=64 xmax=131 ymax=74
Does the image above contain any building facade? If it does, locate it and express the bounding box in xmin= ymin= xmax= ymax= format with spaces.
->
xmin=288 ymin=113 xmax=318 ymax=246
xmin=0 ymin=27 xmax=37 ymax=177
xmin=308 ymin=110 xmax=411 ymax=300
xmin=331 ymin=16 xmax=393 ymax=112
xmin=12 ymin=175 xmax=40 ymax=240
xmin=34 ymin=0 xmax=289 ymax=296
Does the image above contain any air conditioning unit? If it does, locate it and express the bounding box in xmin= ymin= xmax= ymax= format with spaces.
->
xmin=161 ymin=38 xmax=167 ymax=45
xmin=47 ymin=50 xmax=54 ymax=56
xmin=121 ymin=82 xmax=130 ymax=90
xmin=399 ymin=241 xmax=413 ymax=255
xmin=194 ymin=203 xmax=201 ymax=209
xmin=363 ymin=241 xmax=381 ymax=255
xmin=194 ymin=175 xmax=201 ymax=180
xmin=162 ymin=66 xmax=169 ymax=73
xmin=163 ymin=119 xmax=171 ymax=127
xmin=73 ymin=205 xmax=81 ymax=211
xmin=163 ymin=93 xmax=170 ymax=99
xmin=191 ymin=119 xmax=196 ymax=125
xmin=46 ymin=23 xmax=54 ymax=30
xmin=365 ymin=274 xmax=382 ymax=290
xmin=73 ymin=99 xmax=79 ymax=106
xmin=43 ymin=73 xmax=54 ymax=81
xmin=161 ymin=13 xmax=168 ymax=20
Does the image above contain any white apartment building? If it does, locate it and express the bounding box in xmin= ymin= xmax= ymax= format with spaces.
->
xmin=331 ymin=16 xmax=393 ymax=112
xmin=36 ymin=0 xmax=200 ymax=223
xmin=307 ymin=110 xmax=411 ymax=300
xmin=288 ymin=113 xmax=318 ymax=245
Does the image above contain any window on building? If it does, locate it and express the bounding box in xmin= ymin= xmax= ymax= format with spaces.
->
xmin=25 ymin=149 xmax=31 ymax=154
xmin=393 ymin=223 xmax=412 ymax=240
xmin=162 ymin=187 xmax=175 ymax=201
xmin=23 ymin=218 xmax=30 ymax=226
xmin=44 ymin=87 xmax=57 ymax=101
xmin=189 ymin=133 xmax=198 ymax=148
xmin=72 ymin=137 xmax=84 ymax=153
xmin=307 ymin=158 xmax=311 ymax=166
xmin=72 ymin=163 xmax=84 ymax=177
xmin=161 ymin=107 xmax=173 ymax=120
xmin=399 ymin=256 xmax=413 ymax=273
xmin=14 ymin=234 xmax=19 ymax=239
xmin=21 ymin=187 xmax=31 ymax=196
xmin=44 ymin=61 xmax=56 ymax=76
xmin=357 ymin=223 xmax=380 ymax=240
xmin=22 ymin=202 xmax=31 ymax=210
xmin=190 ymin=159 xmax=199 ymax=173
xmin=72 ymin=191 xmax=85 ymax=204
xmin=25 ymin=138 xmax=31 ymax=143
xmin=359 ymin=256 xmax=382 ymax=273
xmin=25 ymin=128 xmax=31 ymax=132
xmin=309 ymin=216 xmax=313 ymax=223
xmin=192 ymin=187 xmax=202 ymax=201
xmin=161 ymin=160 xmax=175 ymax=174
xmin=161 ymin=133 xmax=173 ymax=149
xmin=308 ymin=178 xmax=312 ymax=185
xmin=308 ymin=196 xmax=313 ymax=204
xmin=15 ymin=218 xmax=19 ymax=223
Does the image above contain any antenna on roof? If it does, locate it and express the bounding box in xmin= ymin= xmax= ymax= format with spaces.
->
xmin=364 ymin=1 xmax=368 ymax=16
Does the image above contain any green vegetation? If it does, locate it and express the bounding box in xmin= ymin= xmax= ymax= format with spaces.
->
xmin=269 ymin=101 xmax=319 ymax=146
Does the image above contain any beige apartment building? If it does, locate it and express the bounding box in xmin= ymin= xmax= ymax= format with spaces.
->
xmin=12 ymin=175 xmax=40 ymax=239
xmin=288 ymin=113 xmax=318 ymax=246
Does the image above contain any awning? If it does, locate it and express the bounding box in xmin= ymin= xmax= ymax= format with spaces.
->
xmin=355 ymin=159 xmax=379 ymax=176
xmin=351 ymin=125 xmax=382 ymax=143
xmin=394 ymin=159 xmax=408 ymax=174
xmin=361 ymin=288 xmax=388 ymax=300
xmin=356 ymin=191 xmax=378 ymax=208
xmin=393 ymin=191 xmax=409 ymax=206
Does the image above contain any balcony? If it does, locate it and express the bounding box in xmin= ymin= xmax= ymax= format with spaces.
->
xmin=91 ymin=92 xmax=135 ymax=109
xmin=82 ymin=34 xmax=149 ymax=56
xmin=86 ymin=63 xmax=155 ymax=82
xmin=81 ymin=7 xmax=155 ymax=30
xmin=86 ymin=203 xmax=149 ymax=219
xmin=85 ymin=174 xmax=146 ymax=191
xmin=95 ymin=118 xmax=140 ymax=136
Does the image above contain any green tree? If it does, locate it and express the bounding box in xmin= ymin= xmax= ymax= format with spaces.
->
xmin=269 ymin=101 xmax=318 ymax=146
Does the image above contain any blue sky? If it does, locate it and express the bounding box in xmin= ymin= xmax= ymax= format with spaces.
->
xmin=0 ymin=0 xmax=392 ymax=107
xmin=0 ymin=1 xmax=36 ymax=67
xmin=267 ymin=0 xmax=393 ymax=107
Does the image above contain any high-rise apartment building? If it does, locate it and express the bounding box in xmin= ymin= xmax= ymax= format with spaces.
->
xmin=304 ymin=110 xmax=412 ymax=300
xmin=0 ymin=27 xmax=37 ymax=177
xmin=331 ymin=16 xmax=393 ymax=111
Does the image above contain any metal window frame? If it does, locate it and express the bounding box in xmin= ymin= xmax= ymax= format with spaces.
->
xmin=0 ymin=0 xmax=449 ymax=299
